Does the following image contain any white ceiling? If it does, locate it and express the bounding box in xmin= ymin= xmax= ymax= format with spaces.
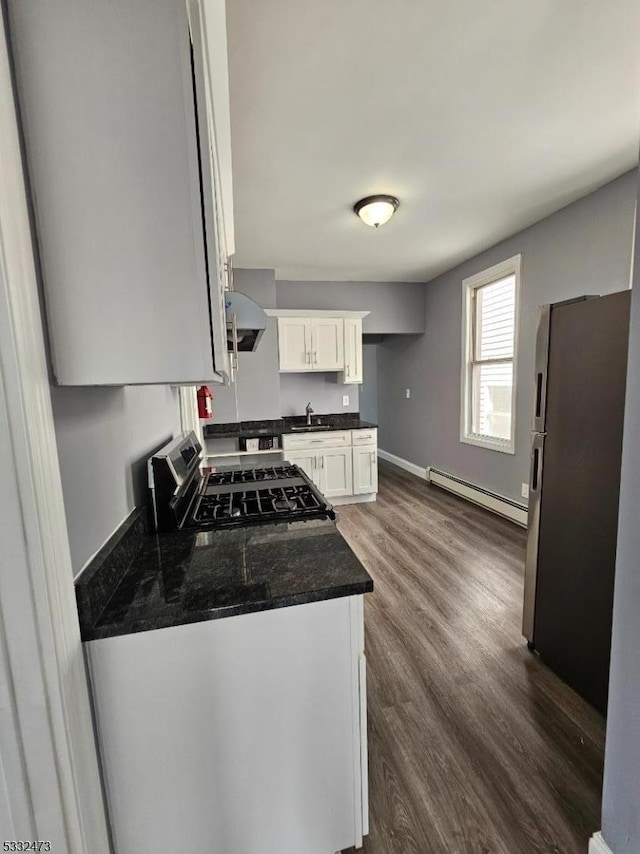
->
xmin=226 ymin=0 xmax=640 ymax=283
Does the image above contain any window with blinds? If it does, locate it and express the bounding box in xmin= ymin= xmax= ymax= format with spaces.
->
xmin=461 ymin=257 xmax=520 ymax=453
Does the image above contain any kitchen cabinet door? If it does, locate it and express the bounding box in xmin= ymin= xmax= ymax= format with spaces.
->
xmin=342 ymin=318 xmax=363 ymax=383
xmin=282 ymin=431 xmax=352 ymax=451
xmin=351 ymin=428 xmax=378 ymax=446
xmin=199 ymin=0 xmax=235 ymax=257
xmin=189 ymin=0 xmax=231 ymax=383
xmin=286 ymin=451 xmax=320 ymax=488
xmin=7 ymin=0 xmax=231 ymax=385
xmin=318 ymin=447 xmax=353 ymax=498
xmin=311 ymin=318 xmax=344 ymax=371
xmin=86 ymin=597 xmax=366 ymax=853
xmin=278 ymin=318 xmax=313 ymax=371
xmin=352 ymin=446 xmax=378 ymax=495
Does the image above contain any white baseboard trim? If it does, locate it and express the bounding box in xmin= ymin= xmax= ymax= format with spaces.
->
xmin=368 ymin=451 xmax=528 ymax=527
xmin=427 ymin=466 xmax=528 ymax=527
xmin=332 ymin=493 xmax=377 ymax=506
xmin=378 ymin=449 xmax=428 ymax=480
xmin=589 ymin=832 xmax=613 ymax=854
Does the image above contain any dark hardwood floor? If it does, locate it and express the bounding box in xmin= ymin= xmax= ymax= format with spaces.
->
xmin=338 ymin=461 xmax=605 ymax=854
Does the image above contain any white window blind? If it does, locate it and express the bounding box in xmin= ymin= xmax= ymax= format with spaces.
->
xmin=472 ymin=275 xmax=515 ymax=440
xmin=461 ymin=257 xmax=520 ymax=454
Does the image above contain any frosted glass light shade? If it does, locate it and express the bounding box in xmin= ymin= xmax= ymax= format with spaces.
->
xmin=354 ymin=195 xmax=399 ymax=228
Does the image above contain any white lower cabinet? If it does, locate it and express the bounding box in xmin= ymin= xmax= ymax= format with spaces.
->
xmin=287 ymin=447 xmax=353 ymax=497
xmin=86 ymin=597 xmax=368 ymax=854
xmin=283 ymin=428 xmax=377 ymax=503
xmin=353 ymin=445 xmax=378 ymax=495
xmin=318 ymin=447 xmax=353 ymax=498
xmin=286 ymin=450 xmax=321 ymax=488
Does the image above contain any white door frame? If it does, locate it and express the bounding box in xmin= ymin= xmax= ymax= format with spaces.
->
xmin=0 ymin=8 xmax=109 ymax=851
xmin=178 ymin=385 xmax=204 ymax=446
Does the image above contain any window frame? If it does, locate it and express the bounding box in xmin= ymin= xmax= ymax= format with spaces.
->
xmin=460 ymin=254 xmax=521 ymax=455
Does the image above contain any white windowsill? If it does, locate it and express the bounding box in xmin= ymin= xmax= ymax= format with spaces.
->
xmin=460 ymin=432 xmax=515 ymax=455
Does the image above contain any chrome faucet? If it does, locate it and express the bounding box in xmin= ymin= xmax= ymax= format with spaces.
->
xmin=305 ymin=401 xmax=314 ymax=426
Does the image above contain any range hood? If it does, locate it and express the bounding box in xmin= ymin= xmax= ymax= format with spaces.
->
xmin=224 ymin=291 xmax=267 ymax=352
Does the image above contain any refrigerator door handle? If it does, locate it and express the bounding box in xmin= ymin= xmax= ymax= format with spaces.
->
xmin=532 ymin=305 xmax=551 ymax=433
xmin=531 ymin=446 xmax=541 ymax=492
xmin=523 ymin=432 xmax=545 ymax=643
xmin=535 ymin=372 xmax=544 ymax=421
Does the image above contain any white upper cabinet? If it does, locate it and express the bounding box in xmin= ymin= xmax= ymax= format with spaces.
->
xmin=278 ymin=317 xmax=344 ymax=372
xmin=311 ymin=318 xmax=344 ymax=370
xmin=341 ymin=318 xmax=363 ymax=384
xmin=277 ymin=318 xmax=313 ymax=371
xmin=272 ymin=311 xmax=368 ymax=376
xmin=7 ymin=0 xmax=233 ymax=386
xmin=188 ymin=0 xmax=231 ymax=384
xmin=199 ymin=0 xmax=235 ymax=258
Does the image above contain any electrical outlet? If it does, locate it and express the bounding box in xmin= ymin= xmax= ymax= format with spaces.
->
xmin=521 ymin=483 xmax=529 ymax=500
xmin=342 ymin=394 xmax=349 ymax=406
xmin=405 ymin=388 xmax=411 ymax=399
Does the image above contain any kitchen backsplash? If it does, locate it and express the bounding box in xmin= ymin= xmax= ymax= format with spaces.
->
xmin=279 ymin=372 xmax=359 ymax=417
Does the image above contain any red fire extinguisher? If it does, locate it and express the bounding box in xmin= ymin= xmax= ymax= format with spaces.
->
xmin=197 ymin=385 xmax=213 ymax=420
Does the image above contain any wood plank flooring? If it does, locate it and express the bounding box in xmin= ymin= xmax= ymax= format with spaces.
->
xmin=337 ymin=461 xmax=605 ymax=854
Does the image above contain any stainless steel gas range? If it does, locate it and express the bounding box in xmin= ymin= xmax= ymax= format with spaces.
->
xmin=148 ymin=432 xmax=335 ymax=533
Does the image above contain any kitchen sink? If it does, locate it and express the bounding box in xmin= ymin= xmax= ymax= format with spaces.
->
xmin=289 ymin=424 xmax=334 ymax=432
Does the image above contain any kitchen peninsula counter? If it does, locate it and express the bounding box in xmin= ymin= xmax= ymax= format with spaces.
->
xmin=76 ymin=515 xmax=372 ymax=641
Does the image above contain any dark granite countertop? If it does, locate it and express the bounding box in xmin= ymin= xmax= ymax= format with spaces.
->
xmin=204 ymin=418 xmax=286 ymax=439
xmin=203 ymin=414 xmax=377 ymax=440
xmin=284 ymin=415 xmax=377 ymax=432
xmin=76 ymin=516 xmax=373 ymax=642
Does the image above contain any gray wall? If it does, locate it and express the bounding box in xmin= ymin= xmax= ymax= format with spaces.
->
xmin=276 ymin=280 xmax=426 ymax=334
xmin=279 ymin=373 xmax=358 ymax=417
xmin=208 ymin=270 xmax=404 ymax=423
xmin=52 ymin=384 xmax=179 ymax=575
xmin=360 ymin=344 xmax=378 ymax=423
xmin=210 ymin=269 xmax=281 ymax=422
xmin=274 ymin=277 xmax=420 ymax=417
xmin=378 ymin=169 xmax=637 ymax=501
xmin=377 ymin=333 xmax=428 ymax=462
xmin=601 ymin=177 xmax=640 ymax=854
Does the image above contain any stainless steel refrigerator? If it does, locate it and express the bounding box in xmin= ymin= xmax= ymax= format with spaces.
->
xmin=522 ymin=290 xmax=631 ymax=715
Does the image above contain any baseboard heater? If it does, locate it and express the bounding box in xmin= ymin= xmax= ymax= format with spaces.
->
xmin=426 ymin=466 xmax=528 ymax=527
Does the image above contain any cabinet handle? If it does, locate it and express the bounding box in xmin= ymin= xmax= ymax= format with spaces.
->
xmin=306 ymin=351 xmax=311 ymax=364
xmin=224 ymin=256 xmax=234 ymax=291
xmin=313 ymin=351 xmax=317 ymax=364
xmin=346 ymin=364 xmax=350 ymax=378
xmin=371 ymin=452 xmax=376 ymax=464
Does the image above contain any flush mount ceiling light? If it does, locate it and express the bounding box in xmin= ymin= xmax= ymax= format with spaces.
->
xmin=353 ymin=194 xmax=399 ymax=228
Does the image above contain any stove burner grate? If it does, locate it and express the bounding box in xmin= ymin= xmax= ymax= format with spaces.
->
xmin=193 ymin=484 xmax=323 ymax=525
xmin=206 ymin=465 xmax=299 ymax=487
